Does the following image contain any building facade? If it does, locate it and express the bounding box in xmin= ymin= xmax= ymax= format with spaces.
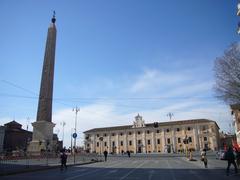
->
xmin=0 ymin=126 xmax=5 ymax=153
xmin=84 ymin=115 xmax=220 ymax=154
xmin=3 ymin=121 xmax=32 ymax=154
xmin=1 ymin=120 xmax=62 ymax=156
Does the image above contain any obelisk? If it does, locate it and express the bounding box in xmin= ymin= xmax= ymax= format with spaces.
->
xmin=28 ymin=12 xmax=57 ymax=154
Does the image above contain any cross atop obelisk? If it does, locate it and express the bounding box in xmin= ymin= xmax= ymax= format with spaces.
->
xmin=28 ymin=12 xmax=57 ymax=154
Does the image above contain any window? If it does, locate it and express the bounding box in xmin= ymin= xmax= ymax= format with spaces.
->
xmin=129 ymin=141 xmax=132 ymax=145
xmin=128 ymin=132 xmax=132 ymax=135
xmin=138 ymin=140 xmax=141 ymax=144
xmin=97 ymin=134 xmax=99 ymax=137
xmin=157 ymin=130 xmax=160 ymax=133
xmin=104 ymin=134 xmax=107 ymax=137
xmin=112 ymin=133 xmax=115 ymax=136
xmin=120 ymin=133 xmax=123 ymax=136
xmin=177 ymin=128 xmax=180 ymax=132
xmin=104 ymin=142 xmax=107 ymax=146
xmin=112 ymin=141 xmax=115 ymax=146
xmin=97 ymin=142 xmax=99 ymax=147
xmin=138 ymin=131 xmax=141 ymax=135
xmin=147 ymin=130 xmax=150 ymax=134
xmin=148 ymin=140 xmax=151 ymax=145
xmin=120 ymin=141 xmax=123 ymax=146
xmin=178 ymin=138 xmax=181 ymax=143
xmin=188 ymin=137 xmax=192 ymax=143
xmin=204 ymin=137 xmax=207 ymax=141
xmin=166 ymin=129 xmax=170 ymax=133
xmin=187 ymin=127 xmax=191 ymax=131
xmin=87 ymin=144 xmax=90 ymax=147
xmin=167 ymin=138 xmax=171 ymax=144
xmin=157 ymin=139 xmax=160 ymax=144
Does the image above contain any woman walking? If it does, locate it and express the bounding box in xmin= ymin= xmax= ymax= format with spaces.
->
xmin=201 ymin=149 xmax=208 ymax=168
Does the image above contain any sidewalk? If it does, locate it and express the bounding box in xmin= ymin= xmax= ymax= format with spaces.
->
xmin=0 ymin=154 xmax=102 ymax=176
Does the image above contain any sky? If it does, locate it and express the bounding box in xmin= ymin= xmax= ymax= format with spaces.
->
xmin=0 ymin=0 xmax=239 ymax=147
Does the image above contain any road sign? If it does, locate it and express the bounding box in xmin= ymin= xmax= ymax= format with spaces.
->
xmin=73 ymin=133 xmax=77 ymax=138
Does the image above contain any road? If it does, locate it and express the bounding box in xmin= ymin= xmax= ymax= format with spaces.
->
xmin=1 ymin=154 xmax=239 ymax=180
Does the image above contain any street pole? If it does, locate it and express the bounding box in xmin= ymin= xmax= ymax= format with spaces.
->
xmin=61 ymin=121 xmax=66 ymax=145
xmin=71 ymin=128 xmax=73 ymax=154
xmin=73 ymin=106 xmax=80 ymax=164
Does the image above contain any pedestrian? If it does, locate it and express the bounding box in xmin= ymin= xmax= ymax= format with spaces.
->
xmin=225 ymin=147 xmax=238 ymax=176
xmin=201 ymin=149 xmax=208 ymax=168
xmin=103 ymin=150 xmax=108 ymax=161
xmin=60 ymin=151 xmax=67 ymax=171
xmin=127 ymin=150 xmax=131 ymax=158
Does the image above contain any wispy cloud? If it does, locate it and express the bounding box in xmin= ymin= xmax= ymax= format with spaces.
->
xmin=130 ymin=69 xmax=189 ymax=93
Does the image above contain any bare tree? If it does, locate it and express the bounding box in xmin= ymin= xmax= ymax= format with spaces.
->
xmin=214 ymin=43 xmax=240 ymax=104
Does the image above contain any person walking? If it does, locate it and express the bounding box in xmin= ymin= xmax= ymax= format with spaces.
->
xmin=60 ymin=151 xmax=68 ymax=171
xmin=103 ymin=150 xmax=108 ymax=161
xmin=201 ymin=149 xmax=208 ymax=168
xmin=225 ymin=147 xmax=238 ymax=176
xmin=127 ymin=150 xmax=131 ymax=158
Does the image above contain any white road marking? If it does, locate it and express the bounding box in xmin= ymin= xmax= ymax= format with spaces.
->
xmin=104 ymin=169 xmax=118 ymax=176
xmin=148 ymin=170 xmax=155 ymax=180
xmin=166 ymin=159 xmax=177 ymax=180
xmin=188 ymin=169 xmax=202 ymax=180
xmin=64 ymin=169 xmax=100 ymax=180
xmin=74 ymin=168 xmax=87 ymax=172
xmin=119 ymin=161 xmax=145 ymax=180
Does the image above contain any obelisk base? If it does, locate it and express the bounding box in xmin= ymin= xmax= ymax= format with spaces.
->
xmin=28 ymin=121 xmax=55 ymax=156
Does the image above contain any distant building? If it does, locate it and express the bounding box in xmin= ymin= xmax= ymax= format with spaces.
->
xmin=0 ymin=126 xmax=5 ymax=153
xmin=3 ymin=121 xmax=32 ymax=153
xmin=84 ymin=114 xmax=220 ymax=154
xmin=219 ymin=131 xmax=236 ymax=150
xmin=1 ymin=120 xmax=62 ymax=155
xmin=231 ymin=104 xmax=240 ymax=147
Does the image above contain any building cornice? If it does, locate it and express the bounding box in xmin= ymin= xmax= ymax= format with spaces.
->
xmin=83 ymin=118 xmax=219 ymax=134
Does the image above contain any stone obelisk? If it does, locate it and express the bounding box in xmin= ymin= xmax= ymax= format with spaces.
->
xmin=28 ymin=13 xmax=57 ymax=154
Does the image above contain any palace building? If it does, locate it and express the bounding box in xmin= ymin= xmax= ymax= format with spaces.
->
xmin=84 ymin=114 xmax=220 ymax=154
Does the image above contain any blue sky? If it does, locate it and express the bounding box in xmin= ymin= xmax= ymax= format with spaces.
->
xmin=0 ymin=0 xmax=238 ymax=147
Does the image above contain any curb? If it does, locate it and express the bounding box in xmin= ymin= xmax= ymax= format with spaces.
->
xmin=0 ymin=160 xmax=100 ymax=177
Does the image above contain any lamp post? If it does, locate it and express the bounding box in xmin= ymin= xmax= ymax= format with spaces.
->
xmin=70 ymin=128 xmax=74 ymax=154
xmin=60 ymin=121 xmax=66 ymax=145
xmin=73 ymin=106 xmax=80 ymax=164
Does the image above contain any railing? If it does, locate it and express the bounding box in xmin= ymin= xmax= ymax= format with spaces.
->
xmin=0 ymin=153 xmax=102 ymax=175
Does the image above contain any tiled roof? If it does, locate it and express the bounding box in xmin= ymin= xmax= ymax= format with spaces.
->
xmin=83 ymin=119 xmax=218 ymax=133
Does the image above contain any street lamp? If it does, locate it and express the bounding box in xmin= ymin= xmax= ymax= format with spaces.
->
xmin=72 ymin=106 xmax=80 ymax=164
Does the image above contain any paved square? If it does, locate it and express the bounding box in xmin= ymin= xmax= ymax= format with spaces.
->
xmin=1 ymin=154 xmax=239 ymax=180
